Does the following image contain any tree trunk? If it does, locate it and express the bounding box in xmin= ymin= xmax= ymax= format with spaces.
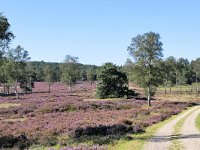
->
xmin=6 ymin=83 xmax=10 ymax=94
xmin=170 ymin=87 xmax=171 ymax=93
xmin=147 ymin=86 xmax=151 ymax=106
xmin=25 ymin=82 xmax=28 ymax=94
xmin=30 ymin=83 xmax=32 ymax=93
xmin=15 ymin=80 xmax=19 ymax=99
xmin=195 ymin=73 xmax=199 ymax=92
xmin=68 ymin=85 xmax=71 ymax=92
xmin=48 ymin=82 xmax=51 ymax=93
xmin=30 ymin=77 xmax=32 ymax=93
xmin=3 ymin=83 xmax=6 ymax=94
xmin=176 ymin=71 xmax=177 ymax=92
xmin=164 ymin=86 xmax=167 ymax=94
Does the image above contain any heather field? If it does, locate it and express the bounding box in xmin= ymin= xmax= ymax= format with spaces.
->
xmin=0 ymin=82 xmax=197 ymax=149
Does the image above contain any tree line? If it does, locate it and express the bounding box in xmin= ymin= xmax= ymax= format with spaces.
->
xmin=0 ymin=13 xmax=98 ymax=97
xmin=0 ymin=51 xmax=98 ymax=96
xmin=1 ymin=13 xmax=200 ymax=106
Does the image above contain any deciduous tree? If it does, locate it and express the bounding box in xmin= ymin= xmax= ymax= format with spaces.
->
xmin=44 ymin=65 xmax=54 ymax=93
xmin=5 ymin=45 xmax=30 ymax=98
xmin=0 ymin=13 xmax=14 ymax=52
xmin=191 ymin=58 xmax=200 ymax=91
xmin=127 ymin=32 xmax=163 ymax=106
xmin=87 ymin=67 xmax=96 ymax=85
xmin=60 ymin=55 xmax=80 ymax=92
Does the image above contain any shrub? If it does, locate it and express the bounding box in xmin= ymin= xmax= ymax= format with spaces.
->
xmin=96 ymin=63 xmax=137 ymax=99
xmin=73 ymin=124 xmax=141 ymax=139
xmin=0 ymin=134 xmax=31 ymax=150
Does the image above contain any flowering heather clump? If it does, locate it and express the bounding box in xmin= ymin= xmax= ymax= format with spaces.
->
xmin=48 ymin=145 xmax=105 ymax=150
xmin=0 ymin=82 xmax=196 ymax=149
xmin=49 ymin=145 xmax=106 ymax=150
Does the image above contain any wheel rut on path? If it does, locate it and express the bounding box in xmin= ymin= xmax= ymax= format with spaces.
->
xmin=180 ymin=106 xmax=200 ymax=150
xmin=143 ymin=106 xmax=199 ymax=150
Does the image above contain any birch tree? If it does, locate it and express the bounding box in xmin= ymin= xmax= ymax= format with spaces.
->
xmin=127 ymin=32 xmax=163 ymax=106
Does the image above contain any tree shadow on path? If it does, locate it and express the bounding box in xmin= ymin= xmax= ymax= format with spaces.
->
xmin=147 ymin=133 xmax=200 ymax=143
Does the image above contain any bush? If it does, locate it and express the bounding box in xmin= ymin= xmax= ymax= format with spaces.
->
xmin=73 ymin=123 xmax=142 ymax=139
xmin=96 ymin=63 xmax=137 ymax=99
xmin=0 ymin=134 xmax=31 ymax=150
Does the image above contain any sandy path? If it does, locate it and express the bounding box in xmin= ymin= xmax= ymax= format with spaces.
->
xmin=180 ymin=106 xmax=200 ymax=150
xmin=142 ymin=106 xmax=198 ymax=150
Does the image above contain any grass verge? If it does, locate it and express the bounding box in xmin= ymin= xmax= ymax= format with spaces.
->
xmin=195 ymin=113 xmax=200 ymax=132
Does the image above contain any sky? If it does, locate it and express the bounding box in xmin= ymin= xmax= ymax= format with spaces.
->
xmin=1 ymin=0 xmax=200 ymax=66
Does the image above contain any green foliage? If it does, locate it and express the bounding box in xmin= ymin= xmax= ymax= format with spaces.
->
xmin=0 ymin=13 xmax=15 ymax=52
xmin=127 ymin=32 xmax=164 ymax=105
xmin=163 ymin=56 xmax=177 ymax=86
xmin=1 ymin=45 xmax=31 ymax=96
xmin=87 ymin=67 xmax=96 ymax=83
xmin=144 ymin=86 xmax=156 ymax=97
xmin=0 ymin=134 xmax=30 ymax=150
xmin=60 ymin=55 xmax=80 ymax=90
xmin=96 ymin=63 xmax=134 ymax=99
xmin=176 ymin=58 xmax=190 ymax=85
xmin=5 ymin=45 xmax=30 ymax=82
xmin=26 ymin=61 xmax=61 ymax=82
xmin=44 ymin=65 xmax=54 ymax=82
xmin=123 ymin=59 xmax=135 ymax=82
xmin=195 ymin=113 xmax=200 ymax=132
xmin=191 ymin=58 xmax=200 ymax=87
xmin=43 ymin=65 xmax=55 ymax=93
xmin=191 ymin=58 xmax=200 ymax=77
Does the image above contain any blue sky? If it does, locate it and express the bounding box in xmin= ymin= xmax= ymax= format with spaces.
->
xmin=1 ymin=0 xmax=200 ymax=65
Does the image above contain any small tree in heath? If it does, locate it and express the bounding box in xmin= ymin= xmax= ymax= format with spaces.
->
xmin=60 ymin=55 xmax=80 ymax=92
xmin=96 ymin=63 xmax=135 ymax=99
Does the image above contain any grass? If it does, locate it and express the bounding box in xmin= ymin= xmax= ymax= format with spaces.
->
xmin=169 ymin=107 xmax=198 ymax=150
xmin=155 ymin=85 xmax=200 ymax=103
xmin=30 ymin=145 xmax=60 ymax=150
xmin=107 ymin=107 xmax=193 ymax=150
xmin=158 ymin=84 xmax=199 ymax=92
xmin=3 ymin=118 xmax=26 ymax=122
xmin=195 ymin=113 xmax=200 ymax=132
xmin=0 ymin=103 xmax=21 ymax=108
xmin=155 ymin=92 xmax=200 ymax=102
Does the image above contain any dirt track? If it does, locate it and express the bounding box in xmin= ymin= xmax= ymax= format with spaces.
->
xmin=143 ymin=106 xmax=200 ymax=150
xmin=180 ymin=106 xmax=200 ymax=150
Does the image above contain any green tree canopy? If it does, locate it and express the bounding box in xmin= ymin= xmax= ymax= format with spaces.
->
xmin=44 ymin=65 xmax=55 ymax=93
xmin=0 ymin=13 xmax=14 ymax=53
xmin=127 ymin=32 xmax=163 ymax=106
xmin=96 ymin=63 xmax=135 ymax=99
xmin=87 ymin=67 xmax=96 ymax=84
xmin=5 ymin=45 xmax=30 ymax=98
xmin=176 ymin=58 xmax=190 ymax=85
xmin=60 ymin=55 xmax=80 ymax=91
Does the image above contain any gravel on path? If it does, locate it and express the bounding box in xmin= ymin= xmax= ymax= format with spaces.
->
xmin=142 ymin=106 xmax=198 ymax=150
xmin=180 ymin=106 xmax=200 ymax=150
